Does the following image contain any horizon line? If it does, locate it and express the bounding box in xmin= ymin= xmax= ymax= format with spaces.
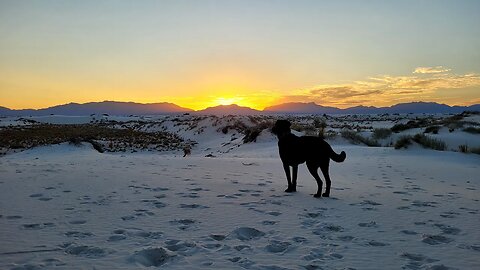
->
xmin=2 ymin=99 xmax=479 ymax=112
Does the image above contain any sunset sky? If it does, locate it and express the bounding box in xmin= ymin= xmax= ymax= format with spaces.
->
xmin=1 ymin=0 xmax=479 ymax=110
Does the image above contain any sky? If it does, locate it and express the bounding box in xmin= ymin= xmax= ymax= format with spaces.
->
xmin=1 ymin=0 xmax=479 ymax=110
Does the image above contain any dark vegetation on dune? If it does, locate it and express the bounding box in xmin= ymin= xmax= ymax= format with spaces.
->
xmin=0 ymin=123 xmax=190 ymax=154
xmin=391 ymin=111 xmax=479 ymax=133
xmin=394 ymin=134 xmax=446 ymax=151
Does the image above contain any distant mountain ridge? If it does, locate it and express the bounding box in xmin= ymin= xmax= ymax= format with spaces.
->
xmin=0 ymin=101 xmax=479 ymax=116
xmin=264 ymin=101 xmax=480 ymax=114
xmin=0 ymin=101 xmax=192 ymax=116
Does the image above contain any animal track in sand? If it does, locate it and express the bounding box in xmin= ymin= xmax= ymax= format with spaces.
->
xmin=170 ymin=219 xmax=199 ymax=230
xmin=400 ymin=252 xmax=438 ymax=269
xmin=230 ymin=227 xmax=265 ymax=241
xmin=265 ymin=240 xmax=291 ymax=253
xmin=63 ymin=244 xmax=107 ymax=258
xmin=128 ymin=247 xmax=175 ymax=267
xmin=434 ymin=224 xmax=461 ymax=235
xmin=165 ymin=240 xmax=197 ymax=255
xmin=422 ymin=234 xmax=453 ymax=245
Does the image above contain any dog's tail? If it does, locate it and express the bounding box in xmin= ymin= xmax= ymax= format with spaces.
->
xmin=330 ymin=148 xmax=346 ymax=163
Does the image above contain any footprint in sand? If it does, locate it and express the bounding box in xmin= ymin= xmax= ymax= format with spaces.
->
xmin=312 ymin=223 xmax=344 ymax=237
xmin=422 ymin=234 xmax=453 ymax=245
xmin=128 ymin=247 xmax=174 ymax=267
xmin=440 ymin=211 xmax=461 ymax=218
xmin=170 ymin=219 xmax=199 ymax=230
xmin=434 ymin=224 xmax=461 ymax=235
xmin=228 ymin=257 xmax=256 ymax=268
xmin=400 ymin=252 xmax=438 ymax=269
xmin=6 ymin=215 xmax=22 ymax=220
xmin=179 ymin=204 xmax=209 ymax=209
xmin=62 ymin=243 xmax=108 ymax=259
xmin=265 ymin=240 xmax=291 ymax=253
xmin=165 ymin=240 xmax=197 ymax=256
xmin=411 ymin=200 xmax=438 ymax=208
xmin=230 ymin=227 xmax=265 ymax=241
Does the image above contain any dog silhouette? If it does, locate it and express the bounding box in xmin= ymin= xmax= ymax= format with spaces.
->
xmin=272 ymin=120 xmax=346 ymax=197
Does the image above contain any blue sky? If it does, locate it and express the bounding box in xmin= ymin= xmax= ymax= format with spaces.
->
xmin=1 ymin=0 xmax=479 ymax=109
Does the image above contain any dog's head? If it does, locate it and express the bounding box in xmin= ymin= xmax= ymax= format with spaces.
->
xmin=271 ymin=120 xmax=291 ymax=138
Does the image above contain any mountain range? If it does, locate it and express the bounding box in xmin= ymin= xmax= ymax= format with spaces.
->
xmin=1 ymin=101 xmax=479 ymax=116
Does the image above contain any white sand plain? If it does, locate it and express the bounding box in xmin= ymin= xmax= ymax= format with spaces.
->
xmin=0 ymin=114 xmax=479 ymax=269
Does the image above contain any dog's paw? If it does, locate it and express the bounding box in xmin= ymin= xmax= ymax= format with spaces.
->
xmin=313 ymin=193 xmax=322 ymax=198
xmin=322 ymin=193 xmax=330 ymax=197
xmin=285 ymin=188 xmax=295 ymax=193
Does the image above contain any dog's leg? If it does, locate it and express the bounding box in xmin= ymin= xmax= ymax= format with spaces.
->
xmin=291 ymin=165 xmax=298 ymax=192
xmin=307 ymin=162 xmax=323 ymax=198
xmin=283 ymin=164 xmax=295 ymax=192
xmin=320 ymin=162 xmax=331 ymax=197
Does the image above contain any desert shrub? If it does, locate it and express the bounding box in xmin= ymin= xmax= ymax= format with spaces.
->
xmin=412 ymin=134 xmax=446 ymax=151
xmin=463 ymin=127 xmax=480 ymax=134
xmin=394 ymin=136 xmax=412 ymax=149
xmin=458 ymin=145 xmax=468 ymax=153
xmin=324 ymin=130 xmax=337 ymax=139
xmin=313 ymin=117 xmax=327 ymax=138
xmin=0 ymin=124 xmax=187 ymax=153
xmin=391 ymin=118 xmax=431 ymax=133
xmin=372 ymin=128 xmax=392 ymax=140
xmin=424 ymin=125 xmax=441 ymax=134
xmin=341 ymin=129 xmax=379 ymax=147
xmin=243 ymin=121 xmax=274 ymax=143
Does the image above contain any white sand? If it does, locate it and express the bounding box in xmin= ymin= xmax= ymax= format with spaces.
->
xmin=1 ymin=139 xmax=479 ymax=269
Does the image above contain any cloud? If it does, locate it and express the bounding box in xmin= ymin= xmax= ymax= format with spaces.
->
xmin=280 ymin=69 xmax=480 ymax=107
xmin=413 ymin=66 xmax=451 ymax=74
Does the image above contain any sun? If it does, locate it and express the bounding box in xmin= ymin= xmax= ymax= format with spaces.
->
xmin=214 ymin=97 xmax=243 ymax=106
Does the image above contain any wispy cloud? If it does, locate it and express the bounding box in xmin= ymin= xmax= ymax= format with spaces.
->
xmin=279 ymin=68 xmax=480 ymax=107
xmin=413 ymin=66 xmax=451 ymax=74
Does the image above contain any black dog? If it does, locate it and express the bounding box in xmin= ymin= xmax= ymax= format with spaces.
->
xmin=272 ymin=120 xmax=346 ymax=197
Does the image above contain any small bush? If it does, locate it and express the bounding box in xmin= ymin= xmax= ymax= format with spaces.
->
xmin=424 ymin=125 xmax=441 ymax=134
xmin=372 ymin=128 xmax=392 ymax=140
xmin=341 ymin=130 xmax=379 ymax=147
xmin=391 ymin=118 xmax=431 ymax=133
xmin=243 ymin=121 xmax=273 ymax=143
xmin=394 ymin=136 xmax=412 ymax=149
xmin=463 ymin=127 xmax=480 ymax=134
xmin=412 ymin=134 xmax=446 ymax=151
xmin=324 ymin=130 xmax=337 ymax=139
xmin=458 ymin=145 xmax=468 ymax=153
